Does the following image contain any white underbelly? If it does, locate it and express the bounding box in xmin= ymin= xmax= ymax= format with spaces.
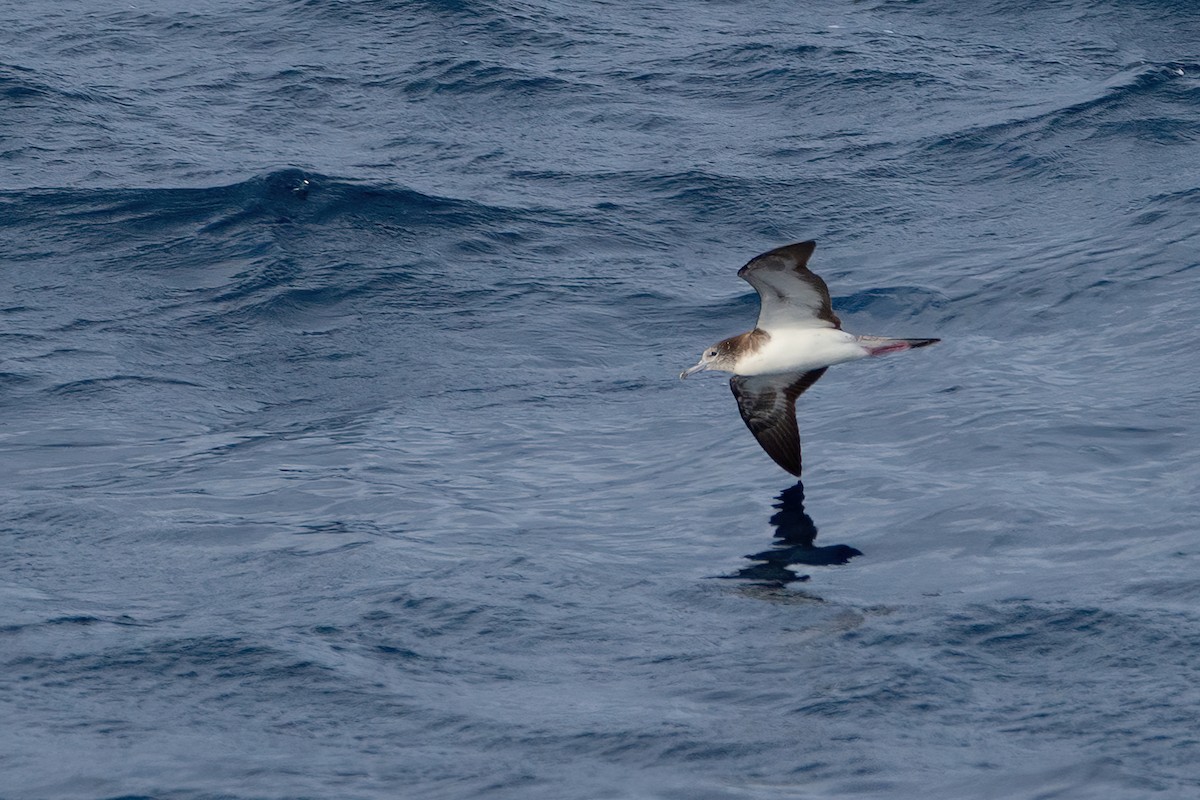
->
xmin=736 ymin=328 xmax=867 ymax=376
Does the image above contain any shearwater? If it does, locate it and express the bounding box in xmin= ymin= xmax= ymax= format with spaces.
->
xmin=680 ymin=241 xmax=939 ymax=476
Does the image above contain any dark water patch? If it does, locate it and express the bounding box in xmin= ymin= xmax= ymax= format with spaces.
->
xmin=651 ymin=41 xmax=823 ymax=73
xmin=914 ymin=62 xmax=1200 ymax=185
xmin=0 ymin=61 xmax=124 ymax=107
xmin=1132 ymin=185 xmax=1200 ymax=236
xmin=591 ymin=168 xmax=906 ymax=238
xmin=837 ymin=285 xmax=950 ymax=320
xmin=619 ymin=41 xmax=830 ymax=101
xmin=0 ymin=62 xmax=55 ymax=101
xmin=0 ymin=371 xmax=35 ymax=389
xmin=398 ymin=58 xmax=590 ymax=100
xmin=6 ymin=635 xmax=351 ymax=690
xmin=0 ymin=169 xmax=541 ymax=244
xmin=49 ymin=375 xmax=203 ymax=396
xmin=1 ymin=614 xmax=147 ymax=635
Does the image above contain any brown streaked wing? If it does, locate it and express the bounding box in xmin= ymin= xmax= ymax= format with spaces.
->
xmin=729 ymin=368 xmax=827 ymax=476
xmin=736 ymin=241 xmax=841 ymax=331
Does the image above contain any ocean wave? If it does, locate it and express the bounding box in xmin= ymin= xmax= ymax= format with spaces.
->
xmin=395 ymin=58 xmax=590 ymax=100
xmin=0 ymin=61 xmax=118 ymax=105
xmin=1 ymin=169 xmax=527 ymax=233
xmin=915 ymin=62 xmax=1198 ymax=179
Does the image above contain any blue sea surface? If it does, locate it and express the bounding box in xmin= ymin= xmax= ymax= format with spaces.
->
xmin=3 ymin=1 xmax=1200 ymax=798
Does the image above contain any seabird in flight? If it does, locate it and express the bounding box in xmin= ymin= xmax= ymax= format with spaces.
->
xmin=680 ymin=241 xmax=939 ymax=476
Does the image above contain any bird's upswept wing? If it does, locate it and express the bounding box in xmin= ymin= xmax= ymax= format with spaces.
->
xmin=737 ymin=241 xmax=841 ymax=331
xmin=729 ymin=368 xmax=827 ymax=476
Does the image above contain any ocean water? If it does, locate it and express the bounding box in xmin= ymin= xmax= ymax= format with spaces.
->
xmin=3 ymin=1 xmax=1200 ymax=798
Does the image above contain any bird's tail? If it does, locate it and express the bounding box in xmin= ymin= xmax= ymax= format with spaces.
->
xmin=856 ymin=336 xmax=941 ymax=357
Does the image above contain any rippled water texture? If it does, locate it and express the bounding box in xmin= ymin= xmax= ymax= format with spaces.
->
xmin=3 ymin=1 xmax=1200 ymax=798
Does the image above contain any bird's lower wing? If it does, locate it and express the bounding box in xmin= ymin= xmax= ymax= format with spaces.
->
xmin=729 ymin=369 xmax=827 ymax=476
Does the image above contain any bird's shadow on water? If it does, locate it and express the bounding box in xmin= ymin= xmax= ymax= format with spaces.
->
xmin=720 ymin=481 xmax=862 ymax=586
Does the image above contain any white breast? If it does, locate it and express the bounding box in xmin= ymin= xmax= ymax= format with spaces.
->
xmin=734 ymin=327 xmax=868 ymax=376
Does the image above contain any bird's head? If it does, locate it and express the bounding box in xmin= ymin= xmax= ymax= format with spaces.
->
xmin=680 ymin=340 xmax=738 ymax=379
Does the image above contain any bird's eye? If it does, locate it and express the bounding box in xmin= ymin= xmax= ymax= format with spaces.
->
xmin=707 ymin=350 xmax=717 ymax=357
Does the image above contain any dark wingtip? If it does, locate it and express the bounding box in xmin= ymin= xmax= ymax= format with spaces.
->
xmin=765 ymin=437 xmax=803 ymax=476
xmin=758 ymin=435 xmax=803 ymax=476
xmin=739 ymin=240 xmax=818 ymax=276
xmin=769 ymin=240 xmax=817 ymax=265
xmin=775 ymin=450 xmax=802 ymax=476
